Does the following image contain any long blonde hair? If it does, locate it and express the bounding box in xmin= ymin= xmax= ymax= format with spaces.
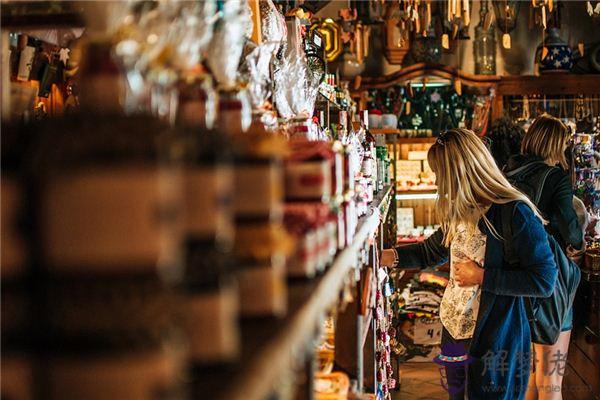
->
xmin=521 ymin=114 xmax=570 ymax=169
xmin=428 ymin=128 xmax=543 ymax=246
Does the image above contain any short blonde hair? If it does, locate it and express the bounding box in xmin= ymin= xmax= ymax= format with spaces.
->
xmin=428 ymin=128 xmax=543 ymax=246
xmin=521 ymin=114 xmax=570 ymax=169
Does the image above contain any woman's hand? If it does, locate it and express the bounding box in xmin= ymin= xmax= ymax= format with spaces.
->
xmin=380 ymin=249 xmax=397 ymax=267
xmin=454 ymin=260 xmax=484 ymax=286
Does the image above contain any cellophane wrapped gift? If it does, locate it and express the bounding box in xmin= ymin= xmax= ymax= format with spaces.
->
xmin=207 ymin=0 xmax=252 ymax=89
xmin=112 ymin=0 xmax=219 ymax=113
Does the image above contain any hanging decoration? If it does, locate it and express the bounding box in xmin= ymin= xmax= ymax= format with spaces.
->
xmin=587 ymin=1 xmax=600 ymax=22
xmin=309 ymin=19 xmax=342 ymax=62
xmin=493 ymin=0 xmax=520 ymax=49
xmin=441 ymin=0 xmax=472 ymax=40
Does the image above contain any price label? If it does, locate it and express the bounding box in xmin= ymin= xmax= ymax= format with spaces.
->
xmin=414 ymin=318 xmax=442 ymax=345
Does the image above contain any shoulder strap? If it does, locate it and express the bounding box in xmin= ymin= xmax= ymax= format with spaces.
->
xmin=532 ymin=167 xmax=555 ymax=205
xmin=505 ymin=161 xmax=546 ymax=179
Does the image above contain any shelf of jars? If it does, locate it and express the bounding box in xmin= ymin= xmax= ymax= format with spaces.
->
xmin=195 ymin=185 xmax=393 ymax=400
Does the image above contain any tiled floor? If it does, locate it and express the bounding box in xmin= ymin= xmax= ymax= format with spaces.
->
xmin=393 ymin=362 xmax=447 ymax=400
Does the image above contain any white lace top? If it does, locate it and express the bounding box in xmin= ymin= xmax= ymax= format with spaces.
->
xmin=439 ymin=223 xmax=487 ymax=340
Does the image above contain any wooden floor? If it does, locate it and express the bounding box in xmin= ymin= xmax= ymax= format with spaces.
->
xmin=393 ymin=362 xmax=447 ymax=400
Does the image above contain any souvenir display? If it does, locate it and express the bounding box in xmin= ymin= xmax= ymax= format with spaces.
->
xmin=2 ymin=2 xmax=600 ymax=400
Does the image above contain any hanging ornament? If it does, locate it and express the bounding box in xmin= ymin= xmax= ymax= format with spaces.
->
xmin=442 ymin=33 xmax=450 ymax=49
xmin=452 ymin=24 xmax=459 ymax=39
xmin=541 ymin=4 xmax=547 ymax=29
xmin=463 ymin=0 xmax=471 ymax=26
xmin=541 ymin=46 xmax=549 ymax=60
xmin=493 ymin=1 xmax=520 ymax=34
xmin=454 ymin=79 xmax=462 ymax=95
xmin=58 ymin=47 xmax=70 ymax=66
xmin=483 ymin=9 xmax=494 ymax=30
xmin=406 ymin=101 xmax=411 ymax=115
xmin=522 ymin=96 xmax=530 ymax=121
xmin=502 ymin=33 xmax=512 ymax=49
xmin=425 ymin=1 xmax=432 ymax=29
xmin=578 ymin=42 xmax=585 ymax=56
xmin=588 ymin=1 xmax=600 ymax=21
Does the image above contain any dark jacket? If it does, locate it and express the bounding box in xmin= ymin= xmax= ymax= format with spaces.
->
xmin=394 ymin=202 xmax=557 ymax=400
xmin=505 ymin=154 xmax=583 ymax=250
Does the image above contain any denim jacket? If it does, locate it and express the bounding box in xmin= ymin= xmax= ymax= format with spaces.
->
xmin=394 ymin=201 xmax=557 ymax=399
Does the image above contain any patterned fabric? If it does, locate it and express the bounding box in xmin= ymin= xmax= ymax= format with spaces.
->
xmin=440 ymin=223 xmax=487 ymax=340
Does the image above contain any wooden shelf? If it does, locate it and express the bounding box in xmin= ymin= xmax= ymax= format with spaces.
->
xmin=370 ymin=129 xmax=437 ymax=144
xmin=358 ymin=63 xmax=500 ymax=90
xmin=497 ymin=74 xmax=600 ymax=96
xmin=396 ymin=189 xmax=437 ymax=195
xmin=194 ymin=186 xmax=393 ymax=400
xmin=370 ymin=128 xmax=402 ymax=135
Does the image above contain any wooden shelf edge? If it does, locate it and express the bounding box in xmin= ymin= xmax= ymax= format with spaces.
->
xmin=358 ymin=63 xmax=500 ymax=90
xmin=370 ymin=130 xmax=437 ymax=144
xmin=220 ymin=186 xmax=392 ymax=400
xmin=497 ymin=74 xmax=600 ymax=96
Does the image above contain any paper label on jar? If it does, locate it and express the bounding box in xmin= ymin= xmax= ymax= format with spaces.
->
xmin=285 ymin=161 xmax=332 ymax=201
xmin=184 ymin=167 xmax=233 ymax=241
xmin=46 ymin=349 xmax=183 ymax=400
xmin=42 ymin=167 xmax=183 ymax=273
xmin=1 ymin=178 xmax=26 ymax=277
xmin=234 ymin=163 xmax=282 ymax=218
xmin=183 ymin=284 xmax=239 ymax=363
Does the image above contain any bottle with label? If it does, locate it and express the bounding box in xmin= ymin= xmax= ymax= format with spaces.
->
xmin=375 ymin=134 xmax=387 ymax=191
xmin=29 ymin=40 xmax=186 ymax=400
xmin=360 ymin=110 xmax=377 ymax=193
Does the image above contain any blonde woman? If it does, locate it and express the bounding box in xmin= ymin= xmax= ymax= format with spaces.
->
xmin=505 ymin=115 xmax=583 ymax=400
xmin=381 ymin=129 xmax=557 ymax=400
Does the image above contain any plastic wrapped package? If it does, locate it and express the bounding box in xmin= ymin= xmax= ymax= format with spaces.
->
xmin=207 ymin=0 xmax=252 ymax=89
xmin=112 ymin=0 xmax=218 ymax=114
xmin=259 ymin=0 xmax=287 ymax=45
xmin=287 ymin=49 xmax=320 ymax=119
xmin=171 ymin=0 xmax=218 ymax=71
xmin=273 ymin=55 xmax=294 ymax=120
xmin=244 ymin=41 xmax=278 ymax=110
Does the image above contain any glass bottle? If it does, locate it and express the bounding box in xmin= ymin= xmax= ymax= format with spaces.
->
xmin=474 ymin=0 xmax=496 ymax=75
